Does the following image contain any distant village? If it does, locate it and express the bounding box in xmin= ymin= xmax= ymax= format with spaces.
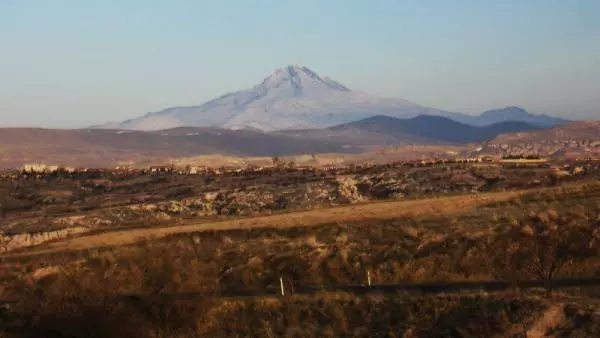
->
xmin=2 ymin=154 xmax=598 ymax=180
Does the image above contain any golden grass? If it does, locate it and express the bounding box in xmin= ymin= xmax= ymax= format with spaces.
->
xmin=7 ymin=180 xmax=599 ymax=257
xmin=6 ymin=190 xmax=528 ymax=257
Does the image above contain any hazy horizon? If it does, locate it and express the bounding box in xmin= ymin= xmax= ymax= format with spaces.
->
xmin=2 ymin=0 xmax=599 ymax=128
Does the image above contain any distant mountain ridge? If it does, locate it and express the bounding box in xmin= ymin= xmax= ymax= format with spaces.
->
xmin=93 ymin=65 xmax=569 ymax=132
xmin=274 ymin=115 xmax=541 ymax=146
xmin=447 ymin=106 xmax=569 ymax=128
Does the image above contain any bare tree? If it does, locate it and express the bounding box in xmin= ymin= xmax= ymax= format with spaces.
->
xmin=493 ymin=208 xmax=600 ymax=295
xmin=272 ymin=156 xmax=282 ymax=168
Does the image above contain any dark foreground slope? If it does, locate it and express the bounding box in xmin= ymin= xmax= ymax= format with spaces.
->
xmin=3 ymin=178 xmax=600 ymax=337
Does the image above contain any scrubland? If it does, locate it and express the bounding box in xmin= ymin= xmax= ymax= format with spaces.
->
xmin=1 ymin=163 xmax=600 ymax=336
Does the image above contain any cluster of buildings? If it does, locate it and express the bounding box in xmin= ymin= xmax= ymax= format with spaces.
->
xmin=145 ymin=164 xmax=319 ymax=177
xmin=7 ymin=154 xmax=598 ymax=180
xmin=11 ymin=162 xmax=319 ymax=179
xmin=22 ymin=163 xmax=75 ymax=174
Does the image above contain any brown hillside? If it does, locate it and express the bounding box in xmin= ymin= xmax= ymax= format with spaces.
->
xmin=490 ymin=121 xmax=600 ymax=143
xmin=0 ymin=127 xmax=350 ymax=169
xmin=481 ymin=121 xmax=600 ymax=158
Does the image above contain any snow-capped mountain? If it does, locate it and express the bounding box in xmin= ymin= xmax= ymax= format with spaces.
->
xmin=94 ymin=65 xmax=446 ymax=131
xmin=94 ymin=65 xmax=569 ymax=131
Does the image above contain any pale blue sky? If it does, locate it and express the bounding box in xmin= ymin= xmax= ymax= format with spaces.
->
xmin=1 ymin=0 xmax=599 ymax=128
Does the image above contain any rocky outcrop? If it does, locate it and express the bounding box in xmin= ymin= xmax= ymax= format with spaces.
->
xmin=119 ymin=182 xmax=340 ymax=218
xmin=0 ymin=227 xmax=89 ymax=252
xmin=336 ymin=176 xmax=366 ymax=204
xmin=52 ymin=215 xmax=112 ymax=227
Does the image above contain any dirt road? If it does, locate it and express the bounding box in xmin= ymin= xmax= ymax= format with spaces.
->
xmin=3 ymin=190 xmax=532 ymax=257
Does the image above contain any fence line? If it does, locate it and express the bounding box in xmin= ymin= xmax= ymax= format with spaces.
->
xmin=143 ymin=277 xmax=600 ymax=300
xmin=2 ymin=277 xmax=600 ymax=308
xmin=3 ymin=277 xmax=597 ymax=305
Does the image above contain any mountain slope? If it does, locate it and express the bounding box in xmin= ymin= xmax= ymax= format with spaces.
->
xmin=0 ymin=127 xmax=351 ymax=169
xmin=275 ymin=115 xmax=540 ymax=146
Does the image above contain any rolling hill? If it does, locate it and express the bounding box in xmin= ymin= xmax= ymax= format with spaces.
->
xmin=274 ymin=115 xmax=541 ymax=146
xmin=0 ymin=127 xmax=350 ymax=169
xmin=446 ymin=106 xmax=569 ymax=128
xmin=479 ymin=121 xmax=600 ymax=158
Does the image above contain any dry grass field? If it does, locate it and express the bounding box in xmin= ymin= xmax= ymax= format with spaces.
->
xmin=9 ymin=189 xmax=527 ymax=256
xmin=1 ymin=162 xmax=600 ymax=336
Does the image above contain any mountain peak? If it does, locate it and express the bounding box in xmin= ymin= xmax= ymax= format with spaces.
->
xmin=261 ymin=65 xmax=350 ymax=94
xmin=284 ymin=64 xmax=311 ymax=73
xmin=279 ymin=64 xmax=319 ymax=77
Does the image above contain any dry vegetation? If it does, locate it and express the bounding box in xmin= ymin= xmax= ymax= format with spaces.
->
xmin=1 ymin=162 xmax=600 ymax=336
